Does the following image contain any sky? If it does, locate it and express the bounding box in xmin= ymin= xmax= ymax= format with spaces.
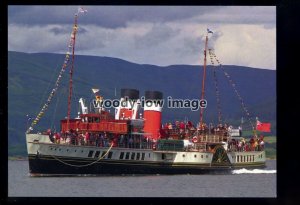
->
xmin=8 ymin=6 xmax=276 ymax=69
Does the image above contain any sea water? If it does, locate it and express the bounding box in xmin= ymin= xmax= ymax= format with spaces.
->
xmin=8 ymin=159 xmax=276 ymax=197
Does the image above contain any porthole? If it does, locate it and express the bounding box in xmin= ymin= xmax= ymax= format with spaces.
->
xmin=194 ymin=155 xmax=197 ymax=158
xmin=182 ymin=154 xmax=185 ymax=157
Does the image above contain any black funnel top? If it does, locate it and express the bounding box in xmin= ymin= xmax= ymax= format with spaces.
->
xmin=145 ymin=91 xmax=163 ymax=100
xmin=121 ymin=89 xmax=139 ymax=99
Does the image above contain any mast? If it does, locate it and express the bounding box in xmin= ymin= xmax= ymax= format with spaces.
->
xmin=67 ymin=14 xmax=78 ymax=130
xmin=199 ymin=34 xmax=209 ymax=126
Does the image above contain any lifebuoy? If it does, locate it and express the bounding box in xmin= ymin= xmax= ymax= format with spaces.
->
xmin=192 ymin=136 xmax=198 ymax=143
xmin=152 ymin=143 xmax=156 ymax=150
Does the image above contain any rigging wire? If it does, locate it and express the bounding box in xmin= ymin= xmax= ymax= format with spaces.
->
xmin=34 ymin=58 xmax=65 ymax=120
xmin=208 ymin=49 xmax=223 ymax=125
xmin=50 ymin=142 xmax=114 ymax=167
xmin=208 ymin=49 xmax=255 ymax=131
xmin=26 ymin=10 xmax=86 ymax=134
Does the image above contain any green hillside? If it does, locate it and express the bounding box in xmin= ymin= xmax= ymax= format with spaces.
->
xmin=8 ymin=51 xmax=276 ymax=156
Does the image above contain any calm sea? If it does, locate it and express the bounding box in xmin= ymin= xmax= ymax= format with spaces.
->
xmin=8 ymin=159 xmax=276 ymax=197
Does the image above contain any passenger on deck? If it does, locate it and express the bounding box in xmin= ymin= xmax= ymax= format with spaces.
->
xmin=237 ymin=140 xmax=243 ymax=152
xmin=259 ymin=138 xmax=265 ymax=151
xmin=175 ymin=121 xmax=180 ymax=129
xmin=254 ymin=137 xmax=259 ymax=151
xmin=164 ymin=123 xmax=169 ymax=129
xmin=119 ymin=134 xmax=124 ymax=147
xmin=70 ymin=129 xmax=76 ymax=145
xmin=99 ymin=133 xmax=104 ymax=147
xmin=128 ymin=137 xmax=133 ymax=148
xmin=250 ymin=137 xmax=255 ymax=151
xmin=54 ymin=132 xmax=61 ymax=144
xmin=180 ymin=121 xmax=185 ymax=129
xmin=85 ymin=132 xmax=90 ymax=146
xmin=65 ymin=131 xmax=71 ymax=144
xmin=47 ymin=129 xmax=55 ymax=143
xmin=95 ymin=133 xmax=100 ymax=147
xmin=79 ymin=133 xmax=85 ymax=145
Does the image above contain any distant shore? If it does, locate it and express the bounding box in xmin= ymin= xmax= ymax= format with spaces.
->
xmin=8 ymin=156 xmax=28 ymax=161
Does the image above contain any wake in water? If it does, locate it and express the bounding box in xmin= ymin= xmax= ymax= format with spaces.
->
xmin=232 ymin=168 xmax=276 ymax=174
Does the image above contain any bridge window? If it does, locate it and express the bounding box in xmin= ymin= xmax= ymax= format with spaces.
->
xmin=162 ymin=153 xmax=166 ymax=160
xmin=201 ymin=155 xmax=203 ymax=158
xmin=125 ymin=152 xmax=130 ymax=160
xmin=119 ymin=152 xmax=124 ymax=159
xmin=94 ymin=151 xmax=100 ymax=158
xmin=237 ymin=156 xmax=239 ymax=162
xmin=141 ymin=153 xmax=145 ymax=160
xmin=131 ymin=152 xmax=136 ymax=160
xmin=108 ymin=152 xmax=113 ymax=159
xmin=136 ymin=153 xmax=140 ymax=160
xmin=88 ymin=150 xmax=94 ymax=157
xmin=101 ymin=151 xmax=106 ymax=158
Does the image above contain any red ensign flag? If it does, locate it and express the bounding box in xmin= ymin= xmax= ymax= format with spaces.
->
xmin=256 ymin=120 xmax=271 ymax=132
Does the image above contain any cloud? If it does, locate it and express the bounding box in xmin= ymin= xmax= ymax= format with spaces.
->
xmin=8 ymin=6 xmax=220 ymax=28
xmin=134 ymin=24 xmax=179 ymax=49
xmin=9 ymin=6 xmax=275 ymax=28
xmin=8 ymin=6 xmax=276 ymax=69
xmin=213 ymin=24 xmax=276 ymax=69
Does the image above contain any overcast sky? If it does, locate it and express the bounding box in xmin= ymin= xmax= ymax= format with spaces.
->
xmin=8 ymin=6 xmax=276 ymax=69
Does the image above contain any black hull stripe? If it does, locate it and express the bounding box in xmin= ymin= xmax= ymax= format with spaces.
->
xmin=28 ymin=154 xmax=266 ymax=175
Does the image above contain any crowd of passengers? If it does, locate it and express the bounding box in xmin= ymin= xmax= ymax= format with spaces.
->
xmin=46 ymin=121 xmax=264 ymax=152
xmin=228 ymin=135 xmax=265 ymax=152
xmin=47 ymin=129 xmax=154 ymax=149
xmin=162 ymin=121 xmax=241 ymax=136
